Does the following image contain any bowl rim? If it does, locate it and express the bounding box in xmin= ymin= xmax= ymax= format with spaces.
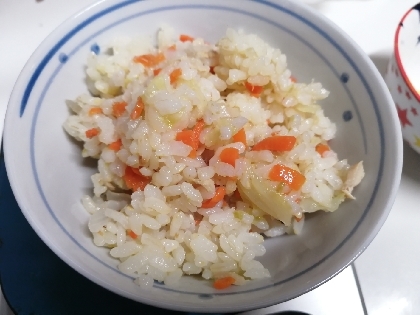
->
xmin=394 ymin=3 xmax=420 ymax=103
xmin=3 ymin=0 xmax=403 ymax=312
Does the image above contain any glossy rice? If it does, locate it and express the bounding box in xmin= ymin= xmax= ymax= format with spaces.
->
xmin=64 ymin=27 xmax=364 ymax=288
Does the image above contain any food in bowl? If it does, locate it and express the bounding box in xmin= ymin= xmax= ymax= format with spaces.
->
xmin=63 ymin=27 xmax=364 ymax=289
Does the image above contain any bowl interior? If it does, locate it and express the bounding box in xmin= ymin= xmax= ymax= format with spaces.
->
xmin=4 ymin=0 xmax=401 ymax=312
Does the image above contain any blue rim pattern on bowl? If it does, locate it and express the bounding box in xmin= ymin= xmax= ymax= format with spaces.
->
xmin=24 ymin=0 xmax=383 ymax=296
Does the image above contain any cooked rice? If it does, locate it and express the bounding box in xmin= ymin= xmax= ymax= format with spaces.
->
xmin=64 ymin=27 xmax=364 ymax=288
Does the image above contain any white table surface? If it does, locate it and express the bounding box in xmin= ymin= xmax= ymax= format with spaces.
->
xmin=1 ymin=0 xmax=419 ymax=314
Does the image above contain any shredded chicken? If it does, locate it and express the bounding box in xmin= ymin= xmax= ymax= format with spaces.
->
xmin=342 ymin=161 xmax=365 ymax=199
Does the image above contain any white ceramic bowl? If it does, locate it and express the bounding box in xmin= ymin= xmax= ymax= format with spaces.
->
xmin=4 ymin=0 xmax=402 ymax=312
xmin=385 ymin=3 xmax=420 ymax=155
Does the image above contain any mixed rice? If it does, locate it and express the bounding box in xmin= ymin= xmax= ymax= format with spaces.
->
xmin=64 ymin=27 xmax=364 ymax=289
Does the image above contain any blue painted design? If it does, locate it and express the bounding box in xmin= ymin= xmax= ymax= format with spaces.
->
xmin=413 ymin=4 xmax=420 ymax=19
xmin=25 ymin=0 xmax=384 ymax=297
xmin=58 ymin=53 xmax=68 ymax=63
xmin=340 ymin=73 xmax=349 ymax=83
xmin=90 ymin=43 xmax=100 ymax=54
xmin=29 ymin=64 xmax=134 ymax=281
xmin=20 ymin=0 xmax=137 ymax=117
xmin=343 ymin=110 xmax=353 ymax=122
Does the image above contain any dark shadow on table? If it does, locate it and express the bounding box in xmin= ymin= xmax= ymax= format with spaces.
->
xmin=369 ymin=52 xmax=390 ymax=78
xmin=402 ymin=142 xmax=420 ymax=183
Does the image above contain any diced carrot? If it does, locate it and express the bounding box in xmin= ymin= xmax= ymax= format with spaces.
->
xmin=213 ymin=276 xmax=235 ymax=290
xmin=170 ymin=68 xmax=182 ymax=84
xmin=252 ymin=136 xmax=296 ymax=152
xmin=201 ymin=187 xmax=226 ymax=208
xmin=176 ymin=120 xmax=205 ymax=158
xmin=133 ymin=53 xmax=165 ymax=67
xmin=112 ymin=101 xmax=127 ymax=117
xmin=123 ymin=166 xmax=151 ymax=191
xmin=127 ymin=229 xmax=138 ymax=239
xmin=290 ymin=75 xmax=297 ymax=83
xmin=192 ymin=119 xmax=205 ymax=141
xmin=85 ymin=128 xmax=99 ymax=139
xmin=268 ymin=164 xmax=306 ymax=191
xmin=88 ymin=107 xmax=103 ymax=116
xmin=219 ymin=147 xmax=239 ymax=167
xmin=108 ymin=139 xmax=122 ymax=151
xmin=176 ymin=129 xmax=197 ymax=158
xmin=188 ymin=119 xmax=205 ymax=158
xmin=232 ymin=128 xmax=246 ymax=146
xmin=130 ymin=97 xmax=144 ymax=120
xmin=153 ymin=68 xmax=162 ymax=76
xmin=176 ymin=130 xmax=195 ymax=148
xmin=179 ymin=34 xmax=194 ymax=42
xmin=244 ymin=81 xmax=264 ymax=97
xmin=315 ymin=143 xmax=330 ymax=156
xmin=168 ymin=44 xmax=176 ymax=51
xmin=189 ymin=149 xmax=198 ymax=159
xmin=130 ymin=167 xmax=142 ymax=175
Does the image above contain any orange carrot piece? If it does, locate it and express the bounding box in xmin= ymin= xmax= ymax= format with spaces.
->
xmin=130 ymin=97 xmax=145 ymax=120
xmin=123 ymin=166 xmax=151 ymax=191
xmin=179 ymin=34 xmax=194 ymax=42
xmin=219 ymin=147 xmax=239 ymax=167
xmin=315 ymin=143 xmax=330 ymax=156
xmin=189 ymin=149 xmax=198 ymax=159
xmin=85 ymin=128 xmax=99 ymax=139
xmin=244 ymin=81 xmax=264 ymax=97
xmin=132 ymin=53 xmax=165 ymax=67
xmin=213 ymin=276 xmax=235 ymax=290
xmin=153 ymin=68 xmax=162 ymax=76
xmin=112 ymin=101 xmax=127 ymax=117
xmin=170 ymin=68 xmax=182 ymax=84
xmin=192 ymin=119 xmax=205 ymax=141
xmin=201 ymin=187 xmax=226 ymax=208
xmin=168 ymin=44 xmax=176 ymax=51
xmin=88 ymin=107 xmax=103 ymax=116
xmin=290 ymin=75 xmax=297 ymax=83
xmin=190 ymin=119 xmax=205 ymax=157
xmin=108 ymin=139 xmax=122 ymax=151
xmin=175 ymin=120 xmax=205 ymax=158
xmin=176 ymin=130 xmax=195 ymax=148
xmin=176 ymin=130 xmax=198 ymax=158
xmin=268 ymin=164 xmax=306 ymax=191
xmin=127 ymin=229 xmax=138 ymax=239
xmin=252 ymin=136 xmax=296 ymax=152
xmin=232 ymin=128 xmax=246 ymax=146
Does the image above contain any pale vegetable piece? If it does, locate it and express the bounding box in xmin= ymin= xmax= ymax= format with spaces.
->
xmin=342 ymin=161 xmax=365 ymax=199
xmin=237 ymin=175 xmax=293 ymax=226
